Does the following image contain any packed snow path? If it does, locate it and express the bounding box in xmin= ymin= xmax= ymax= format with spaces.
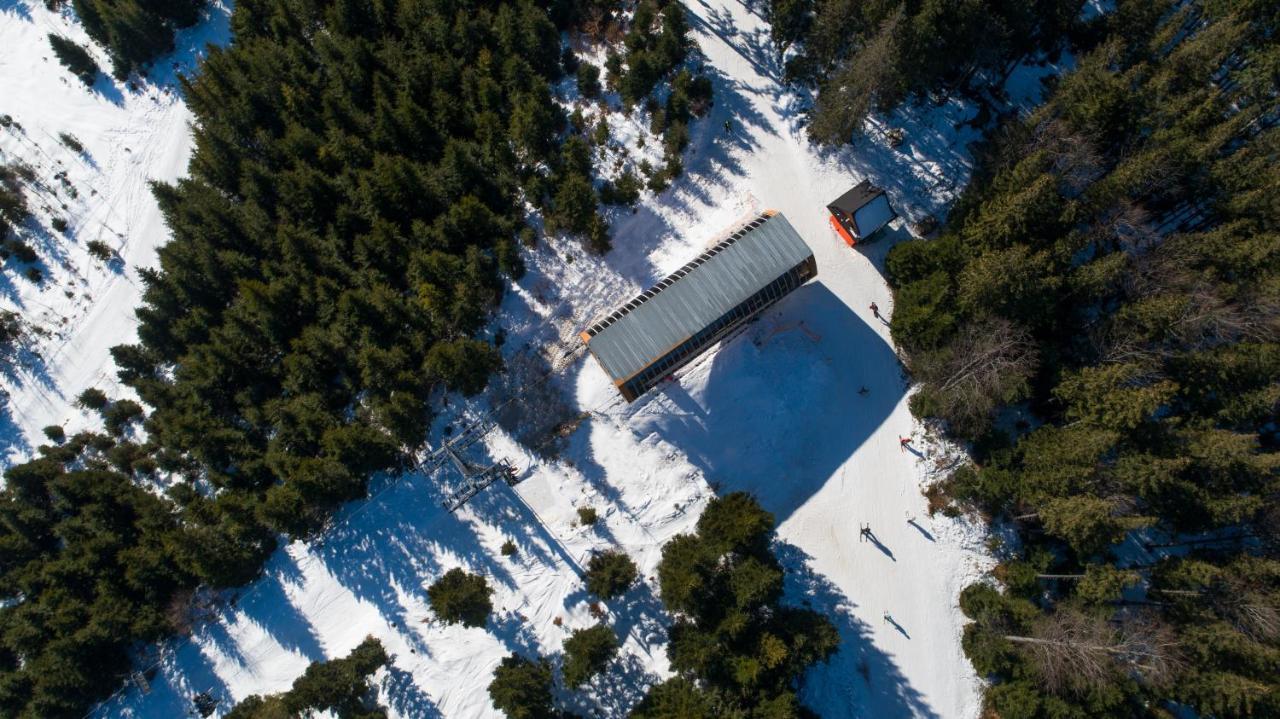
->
xmin=71 ymin=0 xmax=1075 ymax=714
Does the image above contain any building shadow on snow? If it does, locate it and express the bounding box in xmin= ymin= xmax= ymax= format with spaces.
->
xmin=630 ymin=281 xmax=904 ymax=525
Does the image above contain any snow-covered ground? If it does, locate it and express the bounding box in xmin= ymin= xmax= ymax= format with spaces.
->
xmin=0 ymin=0 xmax=1081 ymax=716
xmin=0 ymin=1 xmax=231 ymax=460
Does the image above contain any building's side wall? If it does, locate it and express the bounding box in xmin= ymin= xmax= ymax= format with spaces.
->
xmin=617 ymin=255 xmax=817 ymax=401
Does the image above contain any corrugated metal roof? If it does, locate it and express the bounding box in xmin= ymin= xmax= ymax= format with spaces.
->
xmin=583 ymin=211 xmax=813 ymax=383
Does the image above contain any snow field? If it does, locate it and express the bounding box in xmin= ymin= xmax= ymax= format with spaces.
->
xmin=0 ymin=0 xmax=231 ymax=463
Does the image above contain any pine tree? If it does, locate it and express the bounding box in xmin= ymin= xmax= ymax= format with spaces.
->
xmin=428 ymin=568 xmax=493 ymax=628
xmin=561 ymin=623 xmax=618 ymax=687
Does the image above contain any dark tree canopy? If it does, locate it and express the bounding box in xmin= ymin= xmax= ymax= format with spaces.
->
xmin=72 ymin=0 xmax=206 ymax=79
xmin=47 ymin=34 xmax=100 ymax=86
xmin=428 ymin=568 xmax=493 ymax=628
xmin=226 ymin=636 xmax=389 ymax=718
xmin=889 ymin=1 xmax=1280 ymax=716
xmin=488 ymin=653 xmax=556 ymax=719
xmin=779 ymin=0 xmax=1085 ymax=144
xmin=0 ymin=0 xmax=655 ymax=716
xmin=561 ymin=622 xmax=619 ymax=687
xmin=584 ymin=549 xmax=638 ymax=599
xmin=641 ymin=492 xmax=839 ymax=714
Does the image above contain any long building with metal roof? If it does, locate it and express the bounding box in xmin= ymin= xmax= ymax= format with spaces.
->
xmin=580 ymin=210 xmax=816 ymax=401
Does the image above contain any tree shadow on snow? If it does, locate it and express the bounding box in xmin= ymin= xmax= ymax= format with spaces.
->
xmin=107 ymin=639 xmax=234 ymax=719
xmin=227 ymin=553 xmax=328 ymax=664
xmin=595 ymin=59 xmax=773 ymax=291
xmin=380 ymin=664 xmax=445 ymax=719
xmin=630 ymin=281 xmax=905 ymax=525
xmin=779 ymin=542 xmax=939 ymax=719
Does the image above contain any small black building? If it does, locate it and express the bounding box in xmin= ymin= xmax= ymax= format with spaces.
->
xmin=827 ymin=180 xmax=896 ymax=246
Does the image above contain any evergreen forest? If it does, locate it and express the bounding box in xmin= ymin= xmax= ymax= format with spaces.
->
xmin=0 ymin=0 xmax=704 ymax=716
xmin=68 ymin=0 xmax=207 ymax=78
xmin=771 ymin=0 xmax=1084 ymax=145
xmin=883 ymin=1 xmax=1280 ymax=716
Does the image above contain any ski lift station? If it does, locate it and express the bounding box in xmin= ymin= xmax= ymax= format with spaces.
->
xmin=580 ymin=211 xmax=817 ymax=402
xmin=827 ymin=179 xmax=896 ymax=246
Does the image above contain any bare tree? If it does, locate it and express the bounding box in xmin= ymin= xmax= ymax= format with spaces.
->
xmin=1005 ymin=610 xmax=1182 ymax=695
xmin=916 ymin=318 xmax=1038 ymax=434
xmin=1025 ymin=119 xmax=1105 ymax=198
xmin=808 ymin=8 xmax=903 ymax=145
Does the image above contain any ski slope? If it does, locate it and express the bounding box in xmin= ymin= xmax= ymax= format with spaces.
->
xmin=0 ymin=0 xmax=230 ymax=462
xmin=0 ymin=0 xmax=1076 ymax=717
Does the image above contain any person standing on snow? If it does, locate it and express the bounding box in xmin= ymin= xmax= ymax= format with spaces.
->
xmin=870 ymin=302 xmax=881 ymax=320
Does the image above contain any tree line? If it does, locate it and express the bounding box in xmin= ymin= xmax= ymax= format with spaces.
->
xmin=48 ymin=0 xmax=207 ymax=79
xmin=885 ymin=1 xmax=1280 ymax=716
xmin=768 ymin=0 xmax=1084 ymax=145
xmin=0 ymin=0 xmax=707 ymax=716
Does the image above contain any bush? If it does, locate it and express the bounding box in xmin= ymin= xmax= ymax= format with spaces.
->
xmin=24 ymin=266 xmax=43 ymax=283
xmin=51 ymin=216 xmax=69 ymax=232
xmin=487 ymin=653 xmax=554 ymax=719
xmin=76 ymin=387 xmax=109 ymax=410
xmin=4 ymin=239 xmax=38 ymax=263
xmin=58 ymin=132 xmax=85 ymax=154
xmin=48 ymin=34 xmax=99 ymax=86
xmin=42 ymin=425 xmax=66 ymax=443
xmin=584 ymin=549 xmax=637 ymax=599
xmin=577 ymin=506 xmax=598 ymax=526
xmin=86 ymin=239 xmax=115 ymax=262
xmin=501 ymin=539 xmax=517 ymax=556
xmin=428 ymin=568 xmax=493 ymax=627
xmin=562 ymin=623 xmax=618 ymax=687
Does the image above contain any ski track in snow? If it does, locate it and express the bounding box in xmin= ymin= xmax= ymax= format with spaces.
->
xmin=0 ymin=1 xmax=231 ymax=460
xmin=0 ymin=0 xmax=1076 ymax=716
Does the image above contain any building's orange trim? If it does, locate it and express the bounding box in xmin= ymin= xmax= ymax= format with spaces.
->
xmin=763 ymin=208 xmax=778 ymax=217
xmin=579 ymin=331 xmax=592 ymax=344
xmin=829 ymin=213 xmax=856 ymax=247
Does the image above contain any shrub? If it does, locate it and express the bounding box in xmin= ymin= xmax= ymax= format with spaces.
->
xmin=501 ymin=539 xmax=517 ymax=556
xmin=76 ymin=387 xmax=110 ymax=410
xmin=86 ymin=239 xmax=114 ymax=262
xmin=24 ymin=266 xmax=42 ymax=283
xmin=5 ymin=239 xmax=38 ymax=263
xmin=487 ymin=653 xmax=554 ymax=719
xmin=42 ymin=425 xmax=65 ymax=443
xmin=577 ymin=506 xmax=598 ymax=526
xmin=51 ymin=217 xmax=69 ymax=232
xmin=428 ymin=568 xmax=493 ymax=627
xmin=48 ymin=34 xmax=99 ymax=86
xmin=584 ymin=549 xmax=637 ymax=599
xmin=58 ymin=132 xmax=85 ymax=154
xmin=561 ymin=623 xmax=618 ymax=687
